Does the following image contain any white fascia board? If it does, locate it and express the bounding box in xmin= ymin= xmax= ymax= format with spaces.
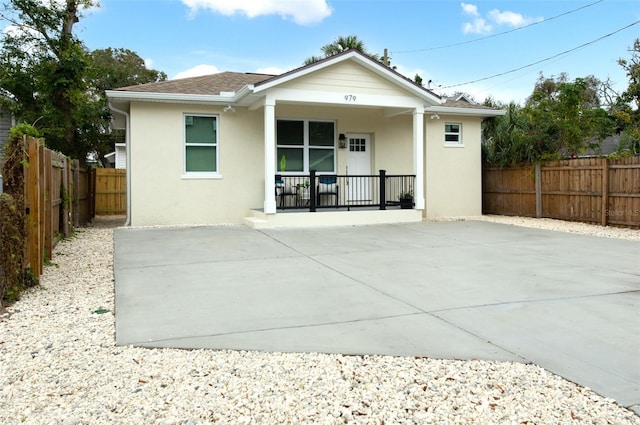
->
xmin=105 ymin=90 xmax=238 ymax=105
xmin=106 ymin=85 xmax=256 ymax=108
xmin=252 ymin=51 xmax=442 ymax=105
xmin=234 ymin=85 xmax=254 ymax=101
xmin=425 ymin=105 xmax=506 ymax=117
xmin=268 ymin=87 xmax=424 ymax=109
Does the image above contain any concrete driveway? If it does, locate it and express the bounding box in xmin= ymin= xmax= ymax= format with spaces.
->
xmin=114 ymin=220 xmax=640 ymax=412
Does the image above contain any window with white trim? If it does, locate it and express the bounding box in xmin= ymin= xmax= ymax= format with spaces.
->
xmin=444 ymin=122 xmax=463 ymax=146
xmin=184 ymin=114 xmax=218 ymax=173
xmin=276 ymin=119 xmax=335 ymax=172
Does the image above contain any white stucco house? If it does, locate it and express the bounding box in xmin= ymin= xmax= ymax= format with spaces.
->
xmin=106 ymin=49 xmax=504 ymax=228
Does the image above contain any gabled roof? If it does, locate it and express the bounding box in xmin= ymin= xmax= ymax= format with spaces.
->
xmin=106 ymin=49 xmax=504 ymax=117
xmin=114 ymin=71 xmax=275 ymax=96
xmin=452 ymin=93 xmax=476 ymax=104
xmin=426 ymin=96 xmax=505 ymax=118
xmin=253 ymin=49 xmax=442 ymax=104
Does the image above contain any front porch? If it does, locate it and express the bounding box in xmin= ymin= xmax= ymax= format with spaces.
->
xmin=244 ymin=171 xmax=423 ymax=229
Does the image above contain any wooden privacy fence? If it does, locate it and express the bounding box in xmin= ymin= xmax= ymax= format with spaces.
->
xmin=92 ymin=168 xmax=126 ymax=215
xmin=483 ymin=157 xmax=640 ymax=228
xmin=22 ymin=138 xmax=94 ymax=280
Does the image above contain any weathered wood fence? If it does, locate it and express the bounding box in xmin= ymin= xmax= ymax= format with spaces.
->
xmin=22 ymin=138 xmax=94 ymax=280
xmin=92 ymin=168 xmax=126 ymax=215
xmin=483 ymin=157 xmax=640 ymax=229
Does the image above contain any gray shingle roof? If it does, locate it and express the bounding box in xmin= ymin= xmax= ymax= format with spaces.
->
xmin=440 ymin=98 xmax=496 ymax=111
xmin=114 ymin=71 xmax=275 ymax=95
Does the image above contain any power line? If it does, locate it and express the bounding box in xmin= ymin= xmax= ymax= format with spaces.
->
xmin=392 ymin=0 xmax=604 ymax=54
xmin=442 ymin=19 xmax=640 ymax=89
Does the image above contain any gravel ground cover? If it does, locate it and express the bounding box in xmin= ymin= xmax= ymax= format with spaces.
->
xmin=0 ymin=216 xmax=638 ymax=424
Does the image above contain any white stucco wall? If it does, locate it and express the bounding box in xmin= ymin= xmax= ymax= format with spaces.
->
xmin=128 ymin=102 xmax=420 ymax=225
xmin=128 ymin=102 xmax=484 ymax=225
xmin=424 ymin=115 xmax=483 ymax=217
xmin=129 ymin=102 xmax=265 ymax=226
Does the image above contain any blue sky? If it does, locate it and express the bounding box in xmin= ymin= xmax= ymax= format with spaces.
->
xmin=77 ymin=0 xmax=640 ymax=105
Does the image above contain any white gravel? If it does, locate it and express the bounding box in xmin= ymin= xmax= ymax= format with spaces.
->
xmin=1 ymin=215 xmax=638 ymax=425
xmin=473 ymin=215 xmax=640 ymax=241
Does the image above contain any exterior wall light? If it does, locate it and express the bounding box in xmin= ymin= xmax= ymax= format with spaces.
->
xmin=338 ymin=133 xmax=347 ymax=149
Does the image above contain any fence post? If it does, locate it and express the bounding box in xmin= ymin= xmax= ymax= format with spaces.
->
xmin=89 ymin=168 xmax=96 ymax=220
xmin=37 ymin=142 xmax=45 ymax=273
xmin=73 ymin=159 xmax=80 ymax=228
xmin=26 ymin=138 xmax=42 ymax=279
xmin=379 ymin=169 xmax=386 ymax=210
xmin=44 ymin=149 xmax=53 ymax=262
xmin=61 ymin=157 xmax=70 ymax=238
xmin=601 ymin=158 xmax=609 ymax=227
xmin=535 ymin=162 xmax=542 ymax=218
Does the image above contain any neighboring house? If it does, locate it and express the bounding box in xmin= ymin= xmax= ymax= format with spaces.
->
xmin=580 ymin=134 xmax=625 ymax=157
xmin=0 ymin=105 xmax=15 ymax=167
xmin=104 ymin=143 xmax=127 ymax=169
xmin=106 ymin=49 xmax=504 ymax=227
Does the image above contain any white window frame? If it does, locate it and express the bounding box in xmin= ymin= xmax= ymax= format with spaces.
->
xmin=444 ymin=122 xmax=463 ymax=147
xmin=182 ymin=113 xmax=221 ymax=179
xmin=276 ymin=118 xmax=336 ymax=174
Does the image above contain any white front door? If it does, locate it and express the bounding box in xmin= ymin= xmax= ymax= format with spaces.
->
xmin=346 ymin=134 xmax=372 ymax=202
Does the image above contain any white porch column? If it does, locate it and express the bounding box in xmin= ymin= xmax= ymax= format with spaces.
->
xmin=264 ymin=98 xmax=277 ymax=214
xmin=413 ymin=106 xmax=425 ymax=210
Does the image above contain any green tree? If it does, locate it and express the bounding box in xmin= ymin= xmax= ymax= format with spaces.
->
xmin=613 ymin=38 xmax=640 ymax=154
xmin=529 ymin=76 xmax=613 ymax=156
xmin=88 ymin=48 xmax=167 ymax=94
xmin=482 ymin=101 xmax=538 ymax=165
xmin=86 ymin=48 xmax=167 ymax=161
xmin=304 ymin=35 xmax=380 ymax=65
xmin=0 ymin=0 xmax=95 ymax=160
xmin=483 ymin=74 xmax=616 ymax=164
xmin=0 ymin=2 xmax=167 ymax=163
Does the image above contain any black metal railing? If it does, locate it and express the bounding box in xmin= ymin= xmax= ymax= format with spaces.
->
xmin=274 ymin=170 xmax=415 ymax=212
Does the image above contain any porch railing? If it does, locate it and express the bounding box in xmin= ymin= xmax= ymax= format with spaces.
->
xmin=275 ymin=170 xmax=415 ymax=212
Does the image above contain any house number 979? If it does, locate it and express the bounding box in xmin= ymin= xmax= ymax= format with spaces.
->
xmin=344 ymin=94 xmax=357 ymax=102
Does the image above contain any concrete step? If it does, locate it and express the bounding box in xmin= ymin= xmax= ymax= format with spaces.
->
xmin=243 ymin=208 xmax=423 ymax=229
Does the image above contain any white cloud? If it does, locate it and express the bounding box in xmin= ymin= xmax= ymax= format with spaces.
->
xmin=461 ymin=3 xmax=479 ymax=17
xmin=488 ymin=9 xmax=542 ymax=27
xmin=181 ymin=0 xmax=332 ymax=25
xmin=172 ymin=64 xmax=221 ymax=80
xmin=460 ymin=3 xmax=492 ymax=34
xmin=144 ymin=58 xmax=154 ymax=69
xmin=461 ymin=3 xmax=541 ymax=34
xmin=462 ymin=18 xmax=492 ymax=34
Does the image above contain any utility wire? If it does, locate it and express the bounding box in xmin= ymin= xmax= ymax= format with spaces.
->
xmin=392 ymin=0 xmax=604 ymax=54
xmin=442 ymin=19 xmax=640 ymax=89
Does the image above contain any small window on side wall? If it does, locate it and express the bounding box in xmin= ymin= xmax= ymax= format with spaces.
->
xmin=185 ymin=114 xmax=218 ymax=173
xmin=444 ymin=122 xmax=463 ymax=147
